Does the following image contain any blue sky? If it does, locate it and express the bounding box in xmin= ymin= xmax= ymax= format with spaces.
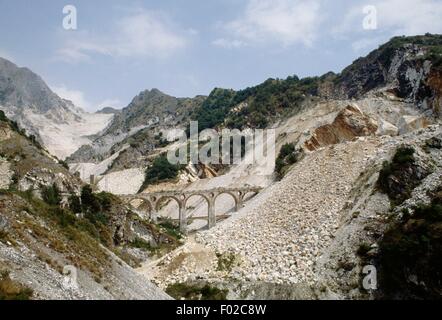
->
xmin=1 ymin=0 xmax=442 ymax=111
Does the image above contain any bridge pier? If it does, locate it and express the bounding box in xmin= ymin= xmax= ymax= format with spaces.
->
xmin=208 ymin=199 xmax=216 ymax=229
xmin=179 ymin=205 xmax=187 ymax=234
xmin=235 ymin=195 xmax=244 ymax=212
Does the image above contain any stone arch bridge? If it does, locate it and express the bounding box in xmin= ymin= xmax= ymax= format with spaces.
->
xmin=121 ymin=186 xmax=262 ymax=233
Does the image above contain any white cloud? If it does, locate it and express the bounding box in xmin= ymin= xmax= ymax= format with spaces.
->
xmin=212 ymin=38 xmax=246 ymax=49
xmin=56 ymin=9 xmax=190 ymax=63
xmin=51 ymin=85 xmax=93 ymax=111
xmin=215 ymin=0 xmax=323 ymax=48
xmin=376 ymin=0 xmax=442 ymax=35
xmin=335 ymin=0 xmax=442 ymax=48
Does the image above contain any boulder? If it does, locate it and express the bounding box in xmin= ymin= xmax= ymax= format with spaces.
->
xmin=376 ymin=119 xmax=399 ymax=137
xmin=398 ymin=115 xmax=430 ymax=134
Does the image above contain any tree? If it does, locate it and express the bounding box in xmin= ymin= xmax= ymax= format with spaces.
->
xmin=139 ymin=155 xmax=181 ymax=192
xmin=41 ymin=183 xmax=61 ymax=206
xmin=81 ymin=185 xmax=100 ymax=214
xmin=68 ymin=195 xmax=82 ymax=213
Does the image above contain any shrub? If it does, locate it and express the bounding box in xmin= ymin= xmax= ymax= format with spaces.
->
xmin=357 ymin=243 xmax=372 ymax=257
xmin=129 ymin=237 xmax=152 ymax=251
xmin=139 ymin=155 xmax=181 ymax=191
xmin=392 ymin=146 xmax=415 ymax=165
xmin=158 ymin=218 xmax=182 ymax=240
xmin=68 ymin=195 xmax=82 ymax=213
xmin=0 ymin=271 xmax=33 ymax=300
xmin=58 ymin=160 xmax=69 ymax=170
xmin=0 ymin=110 xmax=7 ymax=122
xmin=377 ymin=146 xmax=423 ymax=205
xmin=275 ymin=143 xmax=299 ymax=179
xmin=81 ymin=185 xmax=101 ymax=214
xmin=216 ymin=252 xmax=236 ymax=272
xmin=41 ymin=183 xmax=61 ymax=206
xmin=378 ymin=200 xmax=442 ymax=299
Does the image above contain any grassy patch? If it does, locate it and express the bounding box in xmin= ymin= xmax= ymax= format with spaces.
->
xmin=158 ymin=218 xmax=182 ymax=240
xmin=12 ymin=191 xmax=110 ymax=279
xmin=216 ymin=252 xmax=237 ymax=272
xmin=0 ymin=270 xmax=33 ymax=300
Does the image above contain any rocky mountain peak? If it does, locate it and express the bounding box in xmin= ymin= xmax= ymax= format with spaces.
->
xmin=0 ymin=57 xmax=74 ymax=115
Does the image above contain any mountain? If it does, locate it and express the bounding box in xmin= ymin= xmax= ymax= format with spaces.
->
xmin=0 ymin=111 xmax=172 ymax=299
xmin=139 ymin=35 xmax=442 ymax=300
xmin=0 ymin=57 xmax=113 ymax=159
xmin=191 ymin=35 xmax=442 ymax=132
xmin=2 ymin=34 xmax=442 ymax=300
xmin=67 ymin=34 xmax=442 ymax=194
xmin=67 ymin=89 xmax=205 ymax=169
xmin=335 ymin=34 xmax=442 ymax=111
xmin=104 ymin=88 xmax=205 ymax=135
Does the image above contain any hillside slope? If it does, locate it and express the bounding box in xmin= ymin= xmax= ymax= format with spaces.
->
xmin=0 ymin=113 xmax=170 ymax=299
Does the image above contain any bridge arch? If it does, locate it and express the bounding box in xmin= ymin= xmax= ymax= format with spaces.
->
xmin=184 ymin=194 xmax=211 ymax=227
xmin=184 ymin=193 xmax=211 ymax=208
xmin=214 ymin=191 xmax=240 ymax=213
xmin=126 ymin=197 xmax=154 ymax=219
xmin=155 ymin=195 xmax=183 ymax=211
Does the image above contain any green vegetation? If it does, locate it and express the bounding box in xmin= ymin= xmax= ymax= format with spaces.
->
xmin=11 ymin=188 xmax=117 ymax=278
xmin=154 ymin=132 xmax=169 ymax=148
xmin=356 ymin=242 xmax=372 ymax=257
xmin=0 ymin=230 xmax=10 ymax=244
xmin=216 ymin=252 xmax=237 ymax=272
xmin=129 ymin=216 xmax=182 ymax=257
xmin=0 ymin=270 xmax=33 ymax=300
xmin=68 ymin=194 xmax=82 ymax=213
xmin=81 ymin=185 xmax=112 ymax=226
xmin=192 ymin=75 xmax=320 ymax=131
xmin=139 ymin=154 xmax=182 ymax=191
xmin=166 ymin=282 xmax=228 ymax=300
xmin=0 ymin=110 xmax=43 ymax=150
xmin=377 ymin=189 xmax=442 ymax=299
xmin=158 ymin=218 xmax=182 ymax=240
xmin=41 ymin=183 xmax=61 ymax=206
xmin=377 ymin=146 xmax=427 ymax=205
xmin=0 ymin=110 xmax=7 ymax=122
xmin=193 ymin=88 xmax=237 ymax=132
xmin=58 ymin=159 xmax=69 ymax=170
xmin=338 ymin=34 xmax=442 ymax=88
xmin=275 ymin=142 xmax=299 ymax=179
xmin=129 ymin=237 xmax=152 ymax=250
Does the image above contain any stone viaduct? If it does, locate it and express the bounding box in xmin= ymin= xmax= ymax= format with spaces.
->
xmin=121 ymin=186 xmax=262 ymax=233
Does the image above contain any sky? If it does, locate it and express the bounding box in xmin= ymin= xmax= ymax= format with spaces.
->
xmin=0 ymin=0 xmax=442 ymax=112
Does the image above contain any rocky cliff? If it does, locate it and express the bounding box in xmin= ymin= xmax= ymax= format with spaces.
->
xmin=0 ymin=57 xmax=113 ymax=159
